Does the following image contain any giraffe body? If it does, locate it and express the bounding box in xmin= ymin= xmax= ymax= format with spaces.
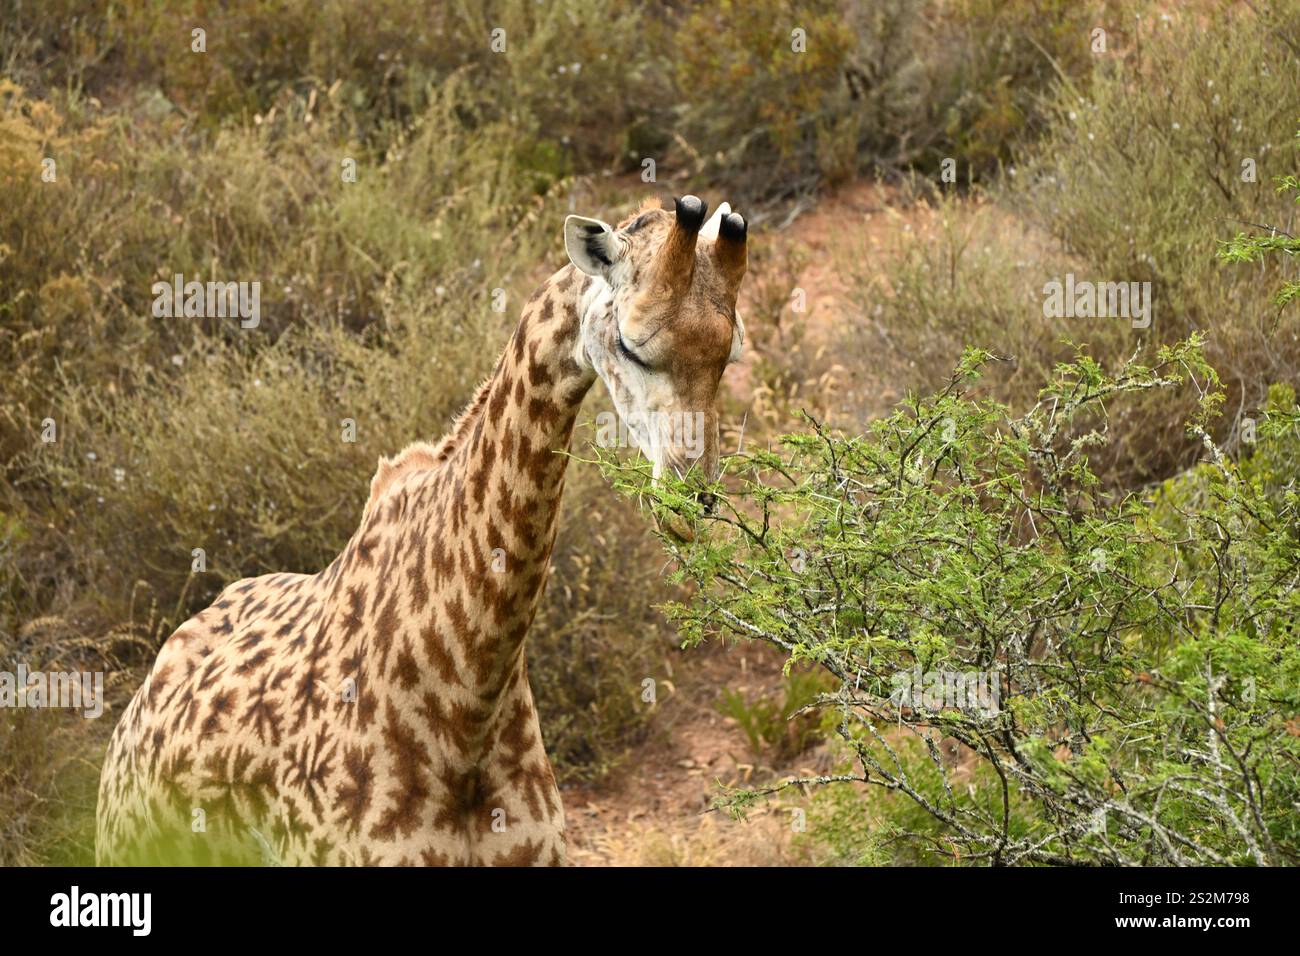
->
xmin=96 ymin=197 xmax=747 ymax=866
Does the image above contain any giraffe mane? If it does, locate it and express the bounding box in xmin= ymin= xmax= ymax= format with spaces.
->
xmin=364 ymin=372 xmax=496 ymax=514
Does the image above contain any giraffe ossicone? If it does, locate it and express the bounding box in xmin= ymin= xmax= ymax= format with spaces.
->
xmin=96 ymin=195 xmax=749 ymax=866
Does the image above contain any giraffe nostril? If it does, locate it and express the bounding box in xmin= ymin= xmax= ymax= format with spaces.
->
xmin=696 ymin=491 xmax=717 ymax=513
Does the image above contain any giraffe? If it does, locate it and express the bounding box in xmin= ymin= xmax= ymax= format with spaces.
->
xmin=95 ymin=195 xmax=748 ymax=866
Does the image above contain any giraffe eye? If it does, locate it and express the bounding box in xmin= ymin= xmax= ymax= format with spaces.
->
xmin=617 ymin=332 xmax=651 ymax=370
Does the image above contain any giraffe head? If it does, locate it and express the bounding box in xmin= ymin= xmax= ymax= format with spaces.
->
xmin=565 ymin=195 xmax=747 ymax=521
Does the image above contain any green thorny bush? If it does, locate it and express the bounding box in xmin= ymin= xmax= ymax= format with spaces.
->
xmin=595 ymin=336 xmax=1300 ymax=865
xmin=1218 ymin=121 xmax=1300 ymax=315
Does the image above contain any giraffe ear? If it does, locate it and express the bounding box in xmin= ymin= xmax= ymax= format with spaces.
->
xmin=564 ymin=215 xmax=622 ymax=278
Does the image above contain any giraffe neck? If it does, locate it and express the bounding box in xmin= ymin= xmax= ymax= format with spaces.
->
xmin=438 ymin=262 xmax=598 ymax=692
xmin=329 ymin=264 xmax=598 ymax=760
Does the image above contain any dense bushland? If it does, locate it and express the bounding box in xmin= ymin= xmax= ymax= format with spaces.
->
xmin=2 ymin=0 xmax=1296 ymax=865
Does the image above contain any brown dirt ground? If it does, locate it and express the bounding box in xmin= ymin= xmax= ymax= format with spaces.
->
xmin=561 ymin=641 xmax=826 ymax=866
